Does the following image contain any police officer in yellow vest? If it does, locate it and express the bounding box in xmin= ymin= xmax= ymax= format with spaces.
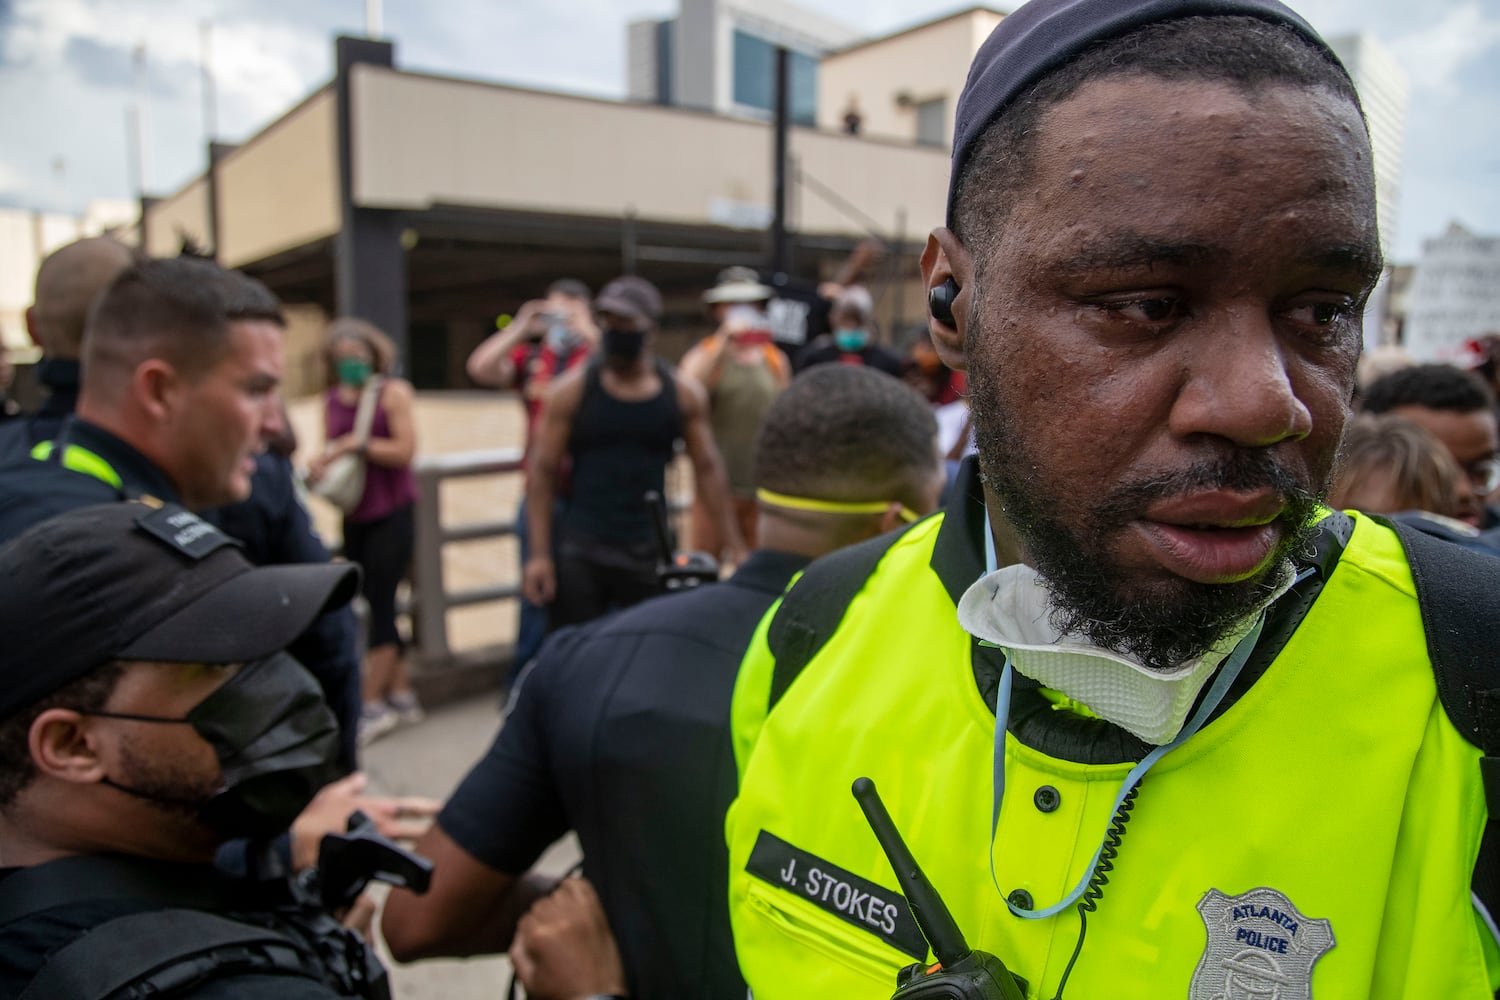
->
xmin=725 ymin=2 xmax=1500 ymax=998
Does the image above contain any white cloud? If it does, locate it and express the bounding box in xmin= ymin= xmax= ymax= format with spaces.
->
xmin=1389 ymin=1 xmax=1500 ymax=95
xmin=200 ymin=16 xmax=329 ymax=128
xmin=0 ymin=161 xmax=27 ymax=196
xmin=3 ymin=0 xmax=1499 ymax=260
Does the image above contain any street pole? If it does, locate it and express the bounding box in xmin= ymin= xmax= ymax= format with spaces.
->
xmin=133 ymin=44 xmax=151 ymax=194
xmin=201 ymin=21 xmax=217 ymax=143
xmin=770 ymin=46 xmax=790 ymax=276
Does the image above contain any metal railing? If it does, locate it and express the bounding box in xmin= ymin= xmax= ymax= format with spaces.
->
xmin=411 ymin=447 xmax=524 ymax=668
xmin=408 ymin=446 xmax=696 ymax=675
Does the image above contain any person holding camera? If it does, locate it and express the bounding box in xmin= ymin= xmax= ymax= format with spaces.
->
xmin=466 ymin=279 xmax=599 ymax=677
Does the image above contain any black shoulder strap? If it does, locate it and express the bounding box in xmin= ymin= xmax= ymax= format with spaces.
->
xmin=18 ymin=908 xmax=313 ymax=1000
xmin=1382 ymin=519 xmax=1500 ymax=757
xmin=0 ymin=855 xmax=238 ymax=926
xmin=766 ymin=528 xmax=908 ymax=710
xmin=1382 ymin=517 xmax=1500 ymax=913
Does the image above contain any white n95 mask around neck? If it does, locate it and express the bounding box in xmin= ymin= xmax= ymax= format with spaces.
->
xmin=956 ymin=562 xmax=1295 ymax=745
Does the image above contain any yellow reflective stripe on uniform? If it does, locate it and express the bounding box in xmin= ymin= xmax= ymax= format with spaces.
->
xmin=726 ymin=512 xmax=1495 ymax=1000
xmin=30 ymin=441 xmax=124 ymax=490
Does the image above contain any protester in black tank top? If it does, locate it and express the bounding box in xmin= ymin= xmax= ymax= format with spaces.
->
xmin=521 ymin=276 xmax=745 ymax=629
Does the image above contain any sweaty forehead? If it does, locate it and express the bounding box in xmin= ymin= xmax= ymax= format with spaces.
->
xmin=1037 ymin=75 xmax=1369 ymax=198
xmin=992 ymin=75 xmax=1378 ymax=272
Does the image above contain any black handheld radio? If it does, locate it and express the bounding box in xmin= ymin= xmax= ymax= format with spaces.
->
xmin=852 ymin=777 xmax=1026 ymax=1000
xmin=644 ymin=489 xmax=719 ymax=592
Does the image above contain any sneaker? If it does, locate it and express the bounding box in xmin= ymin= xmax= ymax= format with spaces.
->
xmin=387 ymin=691 xmax=425 ymax=726
xmin=358 ymin=703 xmax=399 ymax=746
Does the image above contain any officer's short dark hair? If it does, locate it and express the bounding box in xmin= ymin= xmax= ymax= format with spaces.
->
xmin=1362 ymin=363 xmax=1497 ymax=416
xmin=547 ymin=278 xmax=592 ymax=302
xmin=0 ymin=662 xmax=124 ymax=810
xmin=755 ymin=366 xmax=938 ymax=511
xmin=83 ymin=257 xmax=285 ymax=386
xmin=952 ymin=16 xmax=1362 ymax=256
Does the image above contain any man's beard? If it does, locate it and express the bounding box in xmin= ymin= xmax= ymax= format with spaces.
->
xmin=116 ymin=735 xmax=222 ymax=822
xmin=967 ymin=350 xmax=1324 ymax=673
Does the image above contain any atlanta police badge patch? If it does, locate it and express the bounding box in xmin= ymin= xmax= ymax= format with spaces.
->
xmin=1189 ymin=887 xmax=1335 ymax=1000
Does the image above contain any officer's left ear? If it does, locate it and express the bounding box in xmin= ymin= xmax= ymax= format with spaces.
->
xmin=920 ymin=229 xmax=974 ymax=372
xmin=134 ymin=358 xmax=183 ymax=422
xmin=29 ymin=708 xmax=108 ymax=786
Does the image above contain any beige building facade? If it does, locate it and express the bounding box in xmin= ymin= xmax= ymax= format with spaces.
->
xmin=817 ymin=8 xmax=1005 ymax=148
xmin=139 ymin=33 xmax=955 ymax=390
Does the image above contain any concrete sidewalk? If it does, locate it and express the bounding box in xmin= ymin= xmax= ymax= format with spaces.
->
xmin=360 ymin=690 xmax=582 ymax=999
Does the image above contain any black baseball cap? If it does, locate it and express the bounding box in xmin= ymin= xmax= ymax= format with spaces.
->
xmin=947 ymin=0 xmax=1347 ymax=225
xmin=595 ymin=276 xmax=664 ymax=324
xmin=0 ymin=502 xmax=360 ymax=719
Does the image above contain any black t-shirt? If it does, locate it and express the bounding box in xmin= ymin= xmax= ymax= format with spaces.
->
xmin=762 ymin=272 xmax=831 ymax=353
xmin=439 ymin=549 xmax=809 ymax=1000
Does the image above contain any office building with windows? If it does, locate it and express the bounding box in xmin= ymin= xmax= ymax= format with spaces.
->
xmin=1327 ymin=32 xmax=1408 ymax=258
xmin=626 ymin=0 xmax=859 ymax=123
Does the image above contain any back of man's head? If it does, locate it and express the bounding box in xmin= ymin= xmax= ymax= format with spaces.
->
xmin=755 ymin=365 xmax=939 ymax=516
xmin=1362 ymin=363 xmax=1496 ymax=417
xmin=82 ymin=257 xmax=284 ymax=406
xmin=26 ymin=237 xmax=136 ymax=360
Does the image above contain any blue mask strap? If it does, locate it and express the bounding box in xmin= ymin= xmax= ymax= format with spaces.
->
xmin=986 ymin=565 xmax=1314 ymax=919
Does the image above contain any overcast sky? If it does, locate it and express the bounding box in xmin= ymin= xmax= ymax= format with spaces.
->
xmin=1 ymin=0 xmax=1497 ymax=262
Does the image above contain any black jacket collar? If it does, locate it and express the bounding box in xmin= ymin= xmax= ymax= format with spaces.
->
xmin=729 ymin=549 xmax=811 ymax=596
xmin=35 ymin=359 xmax=81 ymax=419
xmin=55 ymin=418 xmax=180 ymax=504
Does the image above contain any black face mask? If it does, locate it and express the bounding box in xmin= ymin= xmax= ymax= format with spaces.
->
xmin=602 ymin=327 xmax=646 ymax=361
xmin=92 ymin=652 xmax=343 ymax=840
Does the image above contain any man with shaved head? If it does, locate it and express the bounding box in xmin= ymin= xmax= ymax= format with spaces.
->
xmin=0 ymin=236 xmax=135 ymax=463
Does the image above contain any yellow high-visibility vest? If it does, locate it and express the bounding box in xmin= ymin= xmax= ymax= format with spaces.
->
xmin=727 ymin=512 xmax=1497 ymax=999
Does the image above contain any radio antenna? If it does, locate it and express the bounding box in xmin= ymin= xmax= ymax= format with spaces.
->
xmin=853 ymin=776 xmax=970 ymax=969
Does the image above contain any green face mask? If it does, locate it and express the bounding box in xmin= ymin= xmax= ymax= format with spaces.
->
xmin=336 ymin=357 xmax=373 ymax=387
xmin=834 ymin=329 xmax=870 ymax=353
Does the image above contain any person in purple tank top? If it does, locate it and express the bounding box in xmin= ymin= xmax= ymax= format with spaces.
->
xmin=309 ymin=318 xmax=420 ymax=746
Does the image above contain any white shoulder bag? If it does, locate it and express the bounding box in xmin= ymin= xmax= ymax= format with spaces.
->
xmin=312 ymin=376 xmax=384 ymax=514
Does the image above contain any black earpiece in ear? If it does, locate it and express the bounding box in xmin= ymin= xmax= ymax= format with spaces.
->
xmin=928 ymin=278 xmax=958 ymax=327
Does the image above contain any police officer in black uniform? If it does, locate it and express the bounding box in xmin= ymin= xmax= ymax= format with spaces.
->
xmin=0 ymin=501 xmax=392 ymax=998
xmin=0 ymin=255 xmax=363 ymax=773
